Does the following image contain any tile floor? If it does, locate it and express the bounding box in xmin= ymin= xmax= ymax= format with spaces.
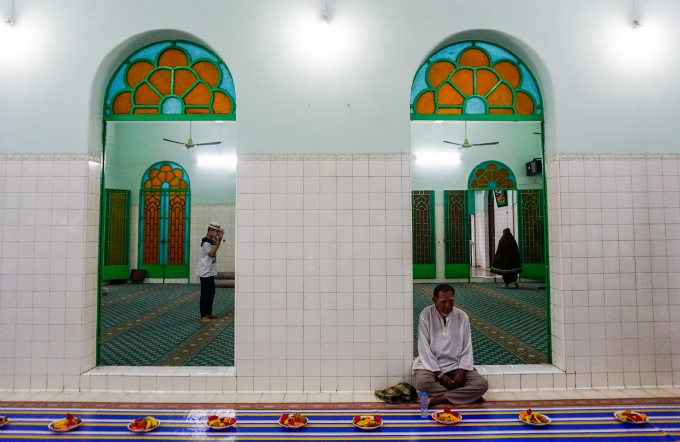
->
xmin=1 ymin=388 xmax=679 ymax=403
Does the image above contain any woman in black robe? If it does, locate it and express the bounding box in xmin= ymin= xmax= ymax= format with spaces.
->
xmin=491 ymin=228 xmax=523 ymax=288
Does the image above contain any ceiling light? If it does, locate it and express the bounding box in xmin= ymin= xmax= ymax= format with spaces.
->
xmin=5 ymin=0 xmax=14 ymax=26
xmin=415 ymin=152 xmax=460 ymax=166
xmin=633 ymin=19 xmax=643 ymax=30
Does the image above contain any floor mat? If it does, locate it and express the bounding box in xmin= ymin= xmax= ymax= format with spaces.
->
xmin=1 ymin=405 xmax=678 ymax=441
xmin=101 ymin=283 xmax=235 ymax=366
xmin=414 ymin=282 xmax=548 ymax=365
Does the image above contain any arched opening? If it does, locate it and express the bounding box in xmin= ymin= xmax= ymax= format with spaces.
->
xmin=411 ymin=40 xmax=549 ymax=366
xmin=98 ymin=39 xmax=236 ymax=367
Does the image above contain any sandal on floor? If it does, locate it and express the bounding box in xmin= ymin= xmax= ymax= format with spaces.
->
xmin=200 ymin=317 xmax=212 ymax=323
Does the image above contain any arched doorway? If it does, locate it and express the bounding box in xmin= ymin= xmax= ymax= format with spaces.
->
xmin=410 ymin=40 xmax=549 ymax=365
xmin=98 ymin=39 xmax=237 ymax=367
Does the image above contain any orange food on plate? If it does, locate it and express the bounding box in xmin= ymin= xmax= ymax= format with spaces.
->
xmin=353 ymin=415 xmax=382 ymax=428
xmin=51 ymin=413 xmax=82 ymax=430
xmin=207 ymin=415 xmax=237 ymax=428
xmin=616 ymin=410 xmax=647 ymax=423
xmin=519 ymin=409 xmax=550 ymax=424
xmin=434 ymin=406 xmax=461 ymax=423
xmin=281 ymin=413 xmax=307 ymax=427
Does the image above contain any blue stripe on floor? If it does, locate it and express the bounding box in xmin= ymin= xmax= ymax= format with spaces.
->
xmin=0 ymin=406 xmax=679 ymax=440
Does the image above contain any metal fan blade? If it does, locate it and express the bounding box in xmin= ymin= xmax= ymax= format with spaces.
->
xmin=443 ymin=140 xmax=463 ymax=146
xmin=194 ymin=141 xmax=222 ymax=146
xmin=162 ymin=138 xmax=186 ymax=145
xmin=471 ymin=142 xmax=500 ymax=146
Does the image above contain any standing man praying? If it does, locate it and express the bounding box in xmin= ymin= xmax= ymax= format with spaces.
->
xmin=413 ymin=283 xmax=488 ymax=406
xmin=196 ymin=222 xmax=224 ymax=323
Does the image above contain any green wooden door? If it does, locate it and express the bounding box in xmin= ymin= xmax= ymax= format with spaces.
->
xmin=102 ymin=189 xmax=131 ymax=280
xmin=517 ymin=189 xmax=546 ymax=279
xmin=444 ymin=190 xmax=471 ymax=278
xmin=412 ymin=190 xmax=436 ymax=279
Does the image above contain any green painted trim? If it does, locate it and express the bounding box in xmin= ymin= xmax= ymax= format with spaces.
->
xmin=445 ymin=263 xmax=470 ymax=279
xmin=521 ymin=263 xmax=546 ymax=280
xmin=540 ymin=120 xmax=552 ymax=364
xmin=163 ymin=265 xmax=190 ymax=279
xmin=413 ymin=264 xmax=436 ymax=279
xmin=411 ymin=114 xmax=542 ymax=121
xmin=103 ymin=265 xmax=130 ymax=281
xmin=95 ymin=121 xmax=107 ymax=366
xmin=139 ymin=264 xmax=164 ymax=278
xmin=103 ymin=114 xmax=235 ymax=121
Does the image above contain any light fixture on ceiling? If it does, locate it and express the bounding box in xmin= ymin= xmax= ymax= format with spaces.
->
xmin=632 ymin=0 xmax=643 ymax=30
xmin=5 ymin=0 xmax=15 ymax=26
xmin=321 ymin=0 xmax=329 ymax=25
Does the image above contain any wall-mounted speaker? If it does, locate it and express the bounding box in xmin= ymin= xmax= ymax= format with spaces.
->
xmin=526 ymin=158 xmax=542 ymax=176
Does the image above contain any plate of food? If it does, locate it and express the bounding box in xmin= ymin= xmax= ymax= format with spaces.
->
xmin=207 ymin=415 xmax=237 ymax=430
xmin=615 ymin=410 xmax=648 ymax=424
xmin=353 ymin=415 xmax=383 ymax=430
xmin=128 ymin=416 xmax=160 ymax=432
xmin=432 ymin=407 xmax=462 ymax=424
xmin=0 ymin=416 xmax=8 ymax=427
xmin=279 ymin=413 xmax=308 ymax=428
xmin=519 ymin=409 xmax=551 ymax=426
xmin=48 ymin=413 xmax=83 ymax=432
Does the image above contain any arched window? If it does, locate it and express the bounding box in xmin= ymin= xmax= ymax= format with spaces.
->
xmin=468 ymin=161 xmax=516 ymax=189
xmin=104 ymin=40 xmax=236 ymax=120
xmin=411 ymin=41 xmax=542 ymax=120
xmin=139 ymin=162 xmax=191 ymax=279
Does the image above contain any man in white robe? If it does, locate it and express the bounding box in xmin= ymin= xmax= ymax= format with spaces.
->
xmin=413 ymin=283 xmax=488 ymax=406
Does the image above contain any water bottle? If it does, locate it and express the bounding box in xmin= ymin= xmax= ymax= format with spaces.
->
xmin=420 ymin=391 xmax=428 ymax=418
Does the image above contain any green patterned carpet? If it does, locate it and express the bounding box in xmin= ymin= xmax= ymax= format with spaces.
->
xmin=101 ymin=283 xmax=234 ymax=366
xmin=413 ymin=282 xmax=548 ymax=365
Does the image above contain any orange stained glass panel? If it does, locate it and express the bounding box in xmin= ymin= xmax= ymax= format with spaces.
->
xmin=428 ymin=61 xmax=456 ymax=88
xmin=180 ymin=181 xmax=188 ymax=189
xmin=170 ymin=177 xmax=180 ymax=187
xmin=173 ymin=169 xmax=183 ymax=179
xmin=450 ymin=69 xmax=473 ymax=96
xmin=479 ymin=177 xmax=489 ymax=186
xmin=490 ymin=108 xmax=514 ymax=114
xmin=515 ymin=91 xmax=535 ymax=114
xmin=126 ymin=61 xmax=154 ymax=88
xmin=507 ymin=180 xmax=515 ymax=187
xmin=437 ymin=82 xmax=465 ymax=105
xmin=487 ymin=164 xmax=498 ymax=171
xmin=475 ymin=169 xmax=485 ymax=178
xmin=186 ymin=108 xmax=211 ymax=114
xmin=459 ymin=48 xmax=490 ymax=67
xmin=493 ymin=61 xmax=521 ymax=88
xmin=148 ymin=69 xmax=172 ymax=95
xmin=437 ymin=108 xmax=463 ymax=114
xmin=184 ymin=83 xmax=211 ymax=105
xmin=476 ymin=69 xmax=500 ymax=96
xmin=151 ymin=177 xmax=161 ymax=186
xmin=499 ymin=168 xmax=509 ymax=177
xmin=174 ymin=69 xmax=198 ymax=96
xmin=158 ymin=48 xmax=188 ymax=67
xmin=143 ymin=193 xmax=161 ymax=264
xmin=192 ymin=61 xmax=220 ymax=88
xmin=134 ymin=82 xmax=161 ymax=105
xmin=160 ymin=164 xmax=172 ymax=171
xmin=149 ymin=169 xmax=159 ymax=178
xmin=112 ymin=92 xmax=132 ymax=114
xmin=133 ymin=108 xmax=158 ymax=114
xmin=416 ymin=91 xmax=436 ymax=114
xmin=212 ymin=91 xmax=232 ymax=114
xmin=487 ymin=83 xmax=513 ymax=106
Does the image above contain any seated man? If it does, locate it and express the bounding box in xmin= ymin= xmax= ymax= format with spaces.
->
xmin=413 ymin=283 xmax=488 ymax=406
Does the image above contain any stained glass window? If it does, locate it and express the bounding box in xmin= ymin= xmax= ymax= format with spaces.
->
xmin=468 ymin=161 xmax=516 ymax=189
xmin=411 ymin=41 xmax=542 ymax=120
xmin=142 ymin=162 xmax=190 ymax=189
xmin=104 ymin=40 xmax=236 ymax=120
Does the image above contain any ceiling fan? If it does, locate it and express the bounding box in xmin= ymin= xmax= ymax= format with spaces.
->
xmin=163 ymin=121 xmax=222 ymax=149
xmin=443 ymin=121 xmax=499 ymax=150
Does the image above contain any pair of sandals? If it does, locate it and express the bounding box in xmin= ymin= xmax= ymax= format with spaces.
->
xmin=502 ymin=283 xmax=520 ymax=289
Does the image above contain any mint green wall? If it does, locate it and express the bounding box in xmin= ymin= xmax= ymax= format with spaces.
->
xmin=411 ymin=121 xmax=543 ymax=201
xmin=104 ymin=121 xmax=236 ymax=205
xmin=1 ymin=1 xmax=680 ymax=157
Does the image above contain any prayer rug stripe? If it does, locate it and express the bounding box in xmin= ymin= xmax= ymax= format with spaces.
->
xmin=1 ymin=406 xmax=677 ymax=441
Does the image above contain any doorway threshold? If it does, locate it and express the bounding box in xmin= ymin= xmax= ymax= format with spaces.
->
xmin=475 ymin=364 xmax=566 ymax=391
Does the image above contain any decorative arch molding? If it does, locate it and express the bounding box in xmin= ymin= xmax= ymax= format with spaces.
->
xmin=104 ymin=40 xmax=236 ymax=121
xmin=468 ymin=161 xmax=516 ymax=190
xmin=411 ymin=41 xmax=543 ymax=121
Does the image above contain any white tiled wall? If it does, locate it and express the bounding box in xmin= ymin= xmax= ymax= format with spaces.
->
xmin=234 ymin=154 xmax=413 ymax=392
xmin=128 ymin=204 xmax=235 ymax=284
xmin=547 ymin=154 xmax=680 ymax=389
xmin=0 ymin=154 xmax=100 ymax=391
